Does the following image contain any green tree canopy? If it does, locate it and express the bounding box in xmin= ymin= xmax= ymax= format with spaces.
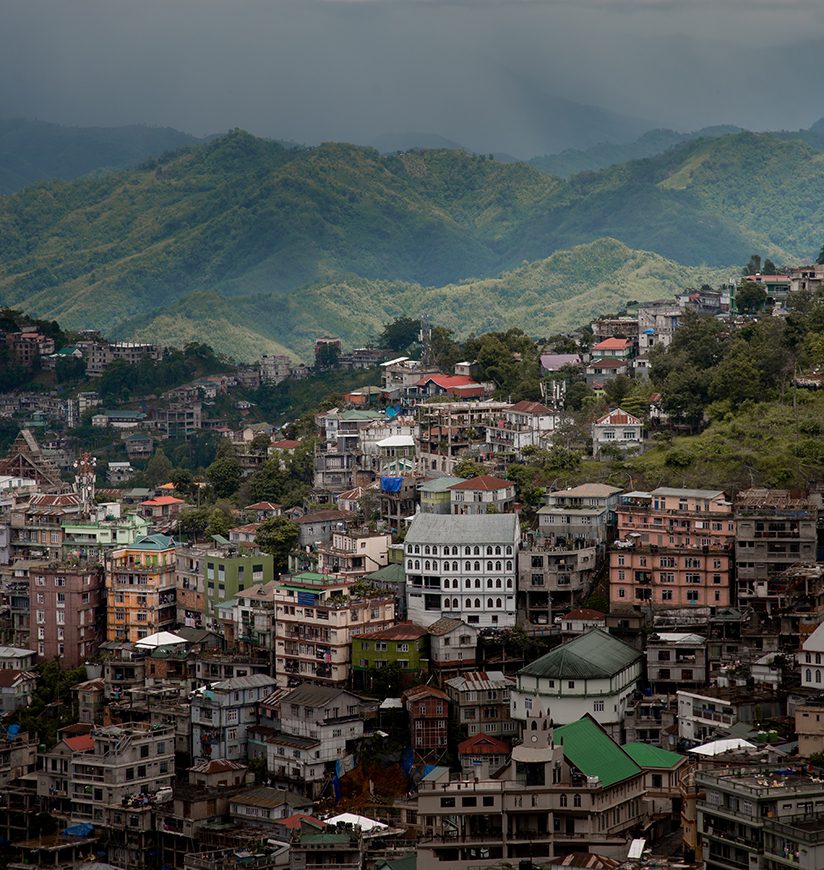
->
xmin=206 ymin=454 xmax=242 ymax=499
xmin=145 ymin=448 xmax=173 ymax=487
xmin=379 ymin=316 xmax=420 ymax=351
xmin=255 ymin=516 xmax=300 ymax=572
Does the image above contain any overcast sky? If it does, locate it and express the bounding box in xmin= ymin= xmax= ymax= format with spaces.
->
xmin=1 ymin=0 xmax=823 ymax=157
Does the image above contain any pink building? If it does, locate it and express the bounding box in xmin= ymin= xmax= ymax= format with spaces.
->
xmin=609 ymin=487 xmax=735 ymax=611
xmin=29 ymin=563 xmax=104 ymax=667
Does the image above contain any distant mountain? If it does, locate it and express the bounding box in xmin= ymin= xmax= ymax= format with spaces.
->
xmin=3 ymin=128 xmax=824 ymax=358
xmin=0 ymin=118 xmax=200 ymax=194
xmin=128 ymin=239 xmax=728 ymax=360
xmin=530 ymin=126 xmax=743 ymax=178
xmin=369 ymin=132 xmax=469 ymax=154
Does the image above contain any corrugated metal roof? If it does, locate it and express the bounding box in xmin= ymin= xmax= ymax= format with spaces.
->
xmin=445 ymin=671 xmax=513 ymax=692
xmin=621 ymin=742 xmax=685 ymax=769
xmin=405 ymin=512 xmax=519 ymax=545
xmin=554 ymin=716 xmax=641 ymax=788
xmin=518 ymin=629 xmax=641 ymax=680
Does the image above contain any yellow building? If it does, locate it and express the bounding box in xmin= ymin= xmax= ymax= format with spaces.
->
xmin=106 ymin=534 xmax=177 ymax=642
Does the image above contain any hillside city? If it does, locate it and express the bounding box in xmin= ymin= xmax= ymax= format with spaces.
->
xmin=2 ymin=263 xmax=824 ymax=870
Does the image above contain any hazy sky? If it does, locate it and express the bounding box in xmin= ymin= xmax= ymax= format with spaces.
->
xmin=1 ymin=0 xmax=823 ymax=156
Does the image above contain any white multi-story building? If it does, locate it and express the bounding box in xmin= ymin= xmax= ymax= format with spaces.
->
xmin=485 ymin=400 xmax=562 ymax=458
xmin=799 ymin=622 xmax=824 ymax=689
xmin=510 ymin=628 xmax=643 ymax=741
xmin=405 ymin=513 xmax=520 ymax=629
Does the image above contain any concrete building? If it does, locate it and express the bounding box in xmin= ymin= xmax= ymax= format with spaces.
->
xmin=449 ymin=475 xmax=516 ymax=516
xmin=510 ymin=629 xmax=643 ymax=741
xmin=316 ymin=529 xmax=391 ymax=579
xmin=795 ymin=696 xmax=824 ymax=758
xmin=351 ymin=622 xmax=429 ymax=691
xmin=403 ymin=684 xmax=450 ymax=756
xmin=734 ymin=488 xmax=818 ymax=610
xmin=416 ymin=400 xmax=509 ymax=474
xmin=485 ymin=401 xmax=561 ymax=458
xmin=106 ymin=534 xmax=177 ymax=643
xmin=251 ymin=684 xmax=364 ymax=798
xmin=637 ymin=301 xmax=682 ymax=353
xmin=444 ymin=670 xmax=516 ymax=740
xmin=646 ymin=632 xmax=708 ymax=695
xmin=405 ymin=512 xmax=519 ymax=629
xmin=273 ymin=572 xmax=395 ymax=687
xmin=697 ymin=768 xmax=824 ymax=870
xmin=610 ymin=488 xmax=735 ymax=612
xmin=591 ymin=409 xmax=643 ymax=458
xmin=191 ymin=673 xmax=277 ymax=761
xmin=62 ymin=503 xmax=151 ymax=562
xmin=29 ymin=562 xmax=104 ymax=667
xmin=418 ymin=476 xmax=463 ymax=515
xmin=676 ymin=687 xmax=783 ymax=745
xmin=416 ymin=713 xmax=645 ymax=870
xmin=427 ymin=617 xmax=478 ymax=683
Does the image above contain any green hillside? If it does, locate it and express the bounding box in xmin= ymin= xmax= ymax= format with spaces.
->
xmin=0 ymin=118 xmax=199 ymax=194
xmin=2 ymin=128 xmax=824 ymax=359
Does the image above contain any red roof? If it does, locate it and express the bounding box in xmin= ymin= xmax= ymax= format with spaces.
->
xmin=271 ymin=439 xmax=301 ymax=449
xmin=230 ymin=523 xmax=261 ymax=535
xmin=403 ymin=684 xmax=449 ymax=702
xmin=450 ymin=475 xmax=513 ymax=491
xmin=294 ymin=510 xmax=356 ymax=524
xmin=278 ymin=813 xmax=326 ymax=830
xmin=246 ymin=502 xmax=282 ymax=511
xmin=141 ymin=495 xmax=185 ymax=506
xmin=353 ymin=621 xmax=428 ymax=641
xmin=592 ymin=337 xmax=632 ymax=350
xmin=64 ymin=734 xmax=95 ymax=753
xmin=508 ymin=400 xmax=554 ymax=415
xmin=458 ymin=733 xmax=510 ymax=755
xmin=564 ymin=608 xmax=606 ymax=621
xmin=0 ymin=669 xmax=35 ymax=688
xmin=588 ymin=358 xmax=628 ymax=369
xmin=417 ymin=374 xmax=480 ymax=389
xmin=595 ymin=408 xmax=642 ymax=426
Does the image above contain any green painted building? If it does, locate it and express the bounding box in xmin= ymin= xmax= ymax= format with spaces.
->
xmin=351 ymin=621 xmax=429 ymax=691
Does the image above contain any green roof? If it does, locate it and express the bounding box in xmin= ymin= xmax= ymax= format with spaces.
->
xmin=377 ymin=855 xmax=416 ymax=870
xmin=298 ymin=833 xmax=352 ymax=845
xmin=340 ymin=410 xmax=384 ymax=421
xmin=132 ymin=533 xmax=175 ymax=550
xmin=622 ymin=742 xmax=685 ymax=769
xmin=366 ymin=563 xmax=406 ymax=583
xmin=554 ymin=716 xmax=641 ymax=788
xmin=518 ymin=628 xmax=641 ymax=680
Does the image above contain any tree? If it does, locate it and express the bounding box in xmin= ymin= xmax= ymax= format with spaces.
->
xmin=255 ymin=516 xmax=300 ymax=572
xmin=145 ymin=448 xmax=173 ymax=487
xmin=736 ymin=282 xmax=767 ymax=314
xmin=315 ymin=343 xmax=340 ymax=371
xmin=206 ymin=506 xmax=232 ymax=538
xmin=250 ymin=432 xmax=272 ymax=454
xmin=603 ymin=374 xmax=633 ymax=408
xmin=742 ymin=253 xmax=762 ymax=276
xmin=177 ymin=506 xmax=210 ymax=541
xmin=206 ymin=455 xmax=242 ymax=499
xmin=763 ymin=258 xmax=778 ymax=275
xmin=454 ymin=457 xmax=485 ymax=478
xmin=817 ymin=245 xmax=824 ymax=267
xmin=379 ymin=317 xmax=420 ymax=351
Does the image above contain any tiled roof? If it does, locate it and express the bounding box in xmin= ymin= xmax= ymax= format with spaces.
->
xmin=403 ymin=684 xmax=448 ymax=702
xmin=588 ymin=358 xmax=628 ymax=369
xmin=245 ymin=502 xmax=282 ymax=510
xmin=427 ymin=617 xmax=469 ymax=636
xmin=518 ymin=629 xmax=641 ymax=680
xmin=141 ymin=496 xmax=185 ymax=506
xmin=594 ymin=408 xmax=642 ymax=426
xmin=294 ymin=510 xmax=356 ymax=524
xmin=417 ymin=374 xmax=480 ymax=389
xmin=592 ymin=337 xmax=632 ymax=350
xmin=0 ymin=669 xmax=35 ymax=688
xmin=188 ymin=759 xmax=248 ymax=774
xmin=64 ymin=734 xmax=94 ymax=753
xmin=449 ymin=475 xmax=514 ymax=492
xmin=271 ymin=440 xmax=301 ymax=449
xmin=554 ymin=715 xmax=641 ymax=788
xmin=508 ymin=400 xmax=555 ymax=414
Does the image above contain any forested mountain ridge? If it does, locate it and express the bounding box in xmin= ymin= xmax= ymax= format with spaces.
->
xmin=1 ymin=128 xmax=823 ymax=358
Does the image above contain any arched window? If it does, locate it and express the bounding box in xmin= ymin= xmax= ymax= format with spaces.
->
xmin=807 ymin=669 xmax=813 ymax=683
xmin=453 ymin=561 xmax=459 ymax=572
xmin=424 ymin=546 xmax=430 ymax=555
xmin=817 ymin=670 xmax=822 ymax=684
xmin=474 ymin=598 xmax=481 ymax=608
xmin=465 ymin=546 xmax=471 ymax=556
xmin=473 ymin=546 xmax=480 ymax=556
xmin=506 ymin=561 xmax=513 ymax=571
xmin=487 ymin=579 xmax=493 ymax=589
xmin=453 ymin=598 xmax=459 ymax=609
xmin=414 ymin=545 xmax=420 ymax=554
xmin=506 ymin=546 xmax=513 ymax=555
xmin=486 ymin=546 xmax=493 ymax=556
xmin=506 ymin=579 xmax=513 ymax=589
xmin=573 ymin=794 xmax=582 ymax=807
xmin=496 ymin=579 xmax=502 ymax=589
xmin=474 ymin=579 xmax=481 ymax=589
xmin=424 ymin=561 xmax=430 ymax=570
xmin=414 ymin=560 xmax=420 ymax=570
xmin=465 ymin=579 xmax=471 ymax=589
xmin=452 ymin=546 xmax=459 ymax=556
xmin=496 ymin=598 xmax=502 ymax=608
xmin=495 ymin=561 xmax=502 ymax=571
xmin=487 ymin=598 xmax=494 ymax=608
xmin=531 ymin=720 xmax=538 ymax=731
xmin=474 ymin=561 xmax=481 ymax=571
xmin=559 ymin=794 xmax=567 ymax=807
xmin=495 ymin=545 xmax=501 ymax=555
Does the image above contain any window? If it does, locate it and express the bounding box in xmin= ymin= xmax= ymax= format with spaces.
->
xmin=594 ymin=700 xmax=604 ymax=712
xmin=440 ymin=797 xmax=455 ymax=807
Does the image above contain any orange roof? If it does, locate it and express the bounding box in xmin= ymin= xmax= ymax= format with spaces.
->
xmin=592 ymin=337 xmax=632 ymax=350
xmin=141 ymin=495 xmax=185 ymax=506
xmin=508 ymin=400 xmax=555 ymax=415
xmin=271 ymin=439 xmax=301 ymax=449
xmin=353 ymin=621 xmax=428 ymax=641
xmin=450 ymin=475 xmax=513 ymax=491
xmin=564 ymin=608 xmax=606 ymax=621
xmin=246 ymin=502 xmax=282 ymax=511
xmin=417 ymin=374 xmax=480 ymax=389
xmin=278 ymin=813 xmax=326 ymax=830
xmin=159 ymin=482 xmax=176 ymax=490
xmin=64 ymin=734 xmax=94 ymax=753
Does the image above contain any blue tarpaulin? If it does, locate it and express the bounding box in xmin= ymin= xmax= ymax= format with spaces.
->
xmin=64 ymin=823 xmax=94 ymax=838
xmin=332 ymin=775 xmax=342 ymax=802
xmin=385 ymin=405 xmax=400 ymax=418
xmin=401 ymin=747 xmax=414 ymax=777
xmin=381 ymin=476 xmax=403 ymax=493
